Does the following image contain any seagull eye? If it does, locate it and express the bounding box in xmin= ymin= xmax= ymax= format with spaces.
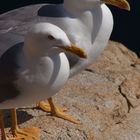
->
xmin=48 ymin=35 xmax=55 ymax=40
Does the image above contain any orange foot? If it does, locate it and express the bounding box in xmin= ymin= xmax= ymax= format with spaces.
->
xmin=37 ymin=100 xmax=80 ymax=124
xmin=8 ymin=127 xmax=40 ymax=140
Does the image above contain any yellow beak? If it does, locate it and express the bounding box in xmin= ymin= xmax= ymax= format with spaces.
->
xmin=64 ymin=44 xmax=87 ymax=59
xmin=102 ymin=0 xmax=130 ymax=11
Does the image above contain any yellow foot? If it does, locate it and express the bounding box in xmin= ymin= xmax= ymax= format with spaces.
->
xmin=37 ymin=101 xmax=67 ymax=113
xmin=51 ymin=107 xmax=81 ymax=124
xmin=8 ymin=127 xmax=40 ymax=140
xmin=37 ymin=101 xmax=80 ymax=124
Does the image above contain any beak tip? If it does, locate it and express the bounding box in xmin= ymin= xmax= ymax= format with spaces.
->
xmin=67 ymin=44 xmax=87 ymax=59
xmin=83 ymin=53 xmax=87 ymax=59
xmin=77 ymin=50 xmax=87 ymax=59
xmin=126 ymin=5 xmax=131 ymax=11
xmin=123 ymin=2 xmax=131 ymax=11
xmin=120 ymin=4 xmax=130 ymax=11
xmin=102 ymin=0 xmax=130 ymax=11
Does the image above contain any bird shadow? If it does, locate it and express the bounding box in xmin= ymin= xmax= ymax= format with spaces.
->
xmin=3 ymin=109 xmax=33 ymax=128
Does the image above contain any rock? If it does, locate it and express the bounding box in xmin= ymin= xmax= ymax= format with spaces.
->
xmin=4 ymin=41 xmax=140 ymax=140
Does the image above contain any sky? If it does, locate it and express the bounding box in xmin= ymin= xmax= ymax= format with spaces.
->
xmin=0 ymin=0 xmax=139 ymax=56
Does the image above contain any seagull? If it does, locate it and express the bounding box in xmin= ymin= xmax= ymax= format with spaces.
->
xmin=36 ymin=0 xmax=130 ymax=122
xmin=0 ymin=22 xmax=86 ymax=140
xmin=0 ymin=0 xmax=130 ymax=125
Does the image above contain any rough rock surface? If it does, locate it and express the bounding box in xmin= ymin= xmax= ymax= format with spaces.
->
xmin=4 ymin=41 xmax=140 ymax=140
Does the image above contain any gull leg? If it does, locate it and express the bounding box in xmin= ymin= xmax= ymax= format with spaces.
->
xmin=8 ymin=108 xmax=40 ymax=140
xmin=0 ymin=110 xmax=7 ymax=140
xmin=47 ymin=98 xmax=81 ymax=124
xmin=37 ymin=101 xmax=67 ymax=113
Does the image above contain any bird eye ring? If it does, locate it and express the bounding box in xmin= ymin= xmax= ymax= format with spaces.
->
xmin=48 ymin=35 xmax=55 ymax=40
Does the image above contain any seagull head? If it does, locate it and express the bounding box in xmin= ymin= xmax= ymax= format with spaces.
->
xmin=24 ymin=23 xmax=87 ymax=59
xmin=64 ymin=0 xmax=130 ymax=11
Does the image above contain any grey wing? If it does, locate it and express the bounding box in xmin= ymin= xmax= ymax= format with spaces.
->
xmin=0 ymin=4 xmax=71 ymax=36
xmin=0 ymin=3 xmax=67 ymax=104
xmin=0 ymin=3 xmax=82 ymax=78
xmin=0 ymin=4 xmax=44 ymax=36
xmin=0 ymin=32 xmax=24 ymax=103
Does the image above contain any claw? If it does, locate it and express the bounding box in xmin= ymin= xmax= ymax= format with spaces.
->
xmin=8 ymin=127 xmax=40 ymax=140
xmin=37 ymin=101 xmax=67 ymax=112
xmin=37 ymin=98 xmax=81 ymax=124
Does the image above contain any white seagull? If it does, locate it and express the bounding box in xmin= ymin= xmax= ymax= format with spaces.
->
xmin=35 ymin=0 xmax=130 ymax=123
xmin=0 ymin=22 xmax=86 ymax=140
xmin=0 ymin=0 xmax=130 ymax=130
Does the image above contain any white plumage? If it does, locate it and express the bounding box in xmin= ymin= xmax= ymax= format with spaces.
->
xmin=40 ymin=0 xmax=129 ymax=77
xmin=0 ymin=23 xmax=86 ymax=109
xmin=0 ymin=0 xmax=130 ymax=139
